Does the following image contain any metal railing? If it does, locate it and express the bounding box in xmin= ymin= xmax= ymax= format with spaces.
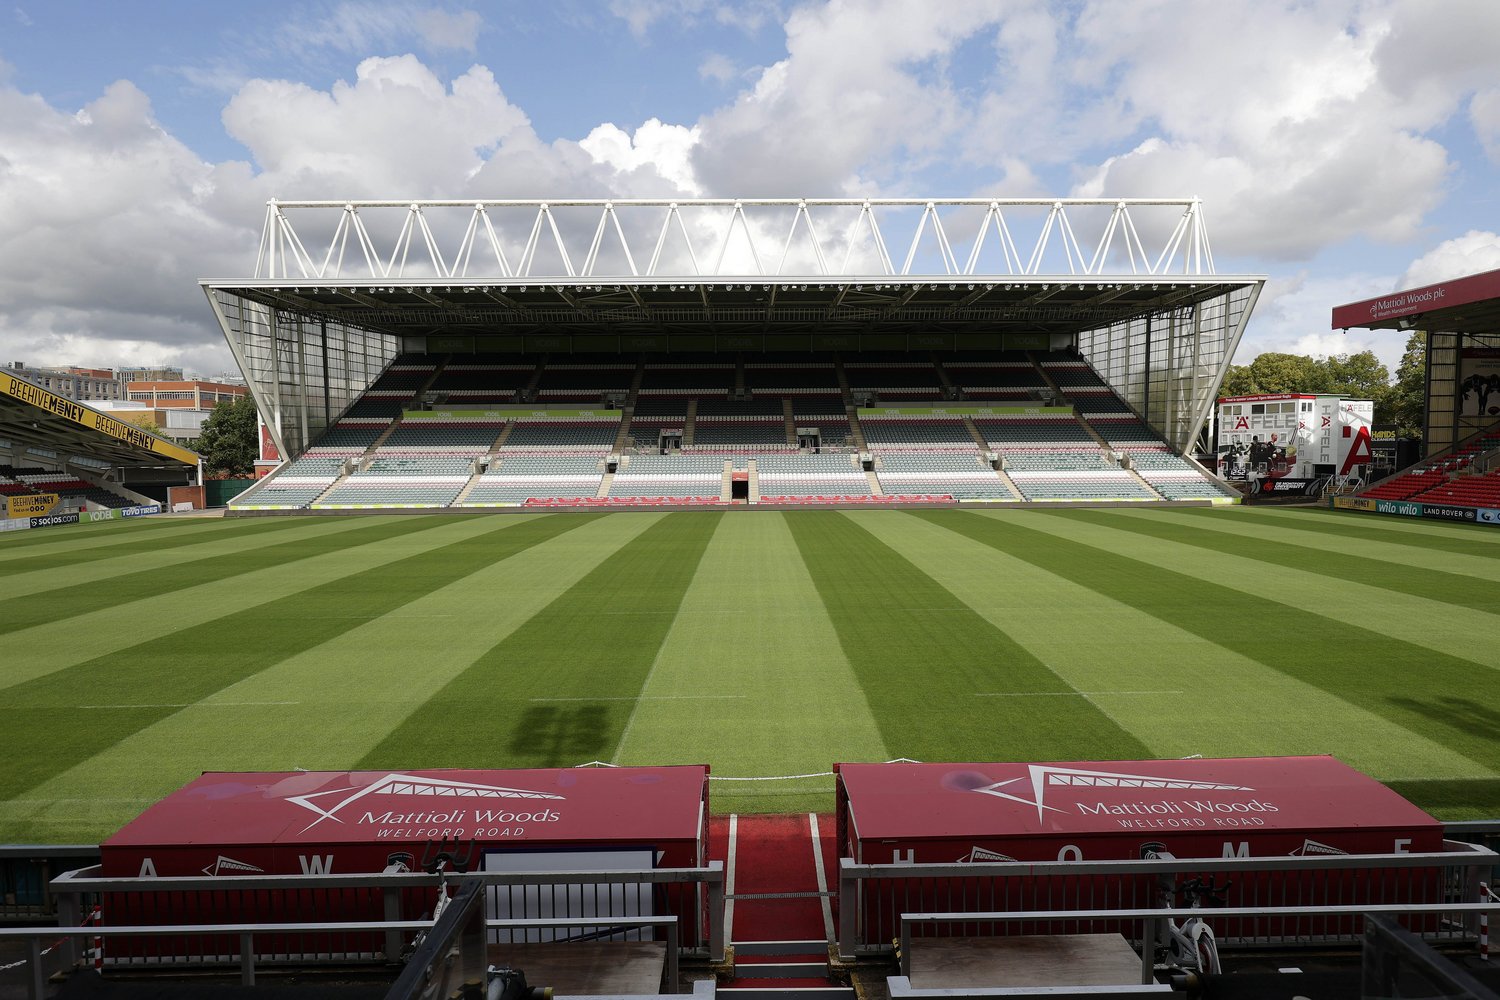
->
xmin=896 ymin=901 xmax=1500 ymax=987
xmin=48 ymin=861 xmax=723 ymax=969
xmin=838 ymin=841 xmax=1496 ymax=958
xmin=0 ymin=846 xmax=98 ymax=922
xmin=0 ymin=912 xmax=682 ymax=1000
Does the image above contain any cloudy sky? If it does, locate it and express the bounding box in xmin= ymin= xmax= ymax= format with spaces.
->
xmin=2 ymin=0 xmax=1498 ymax=379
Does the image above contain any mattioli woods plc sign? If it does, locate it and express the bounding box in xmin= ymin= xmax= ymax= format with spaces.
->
xmin=970 ymin=763 xmax=1278 ymax=831
xmin=284 ymin=772 xmax=565 ymax=839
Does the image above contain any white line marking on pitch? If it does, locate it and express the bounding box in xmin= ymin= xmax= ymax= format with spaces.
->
xmin=78 ymin=701 xmax=301 ymax=708
xmin=810 ymin=812 xmax=835 ymax=944
xmin=725 ymin=814 xmax=738 ymax=945
xmin=973 ymin=690 xmax=1183 ymax=697
xmin=531 ymin=695 xmax=747 ymax=702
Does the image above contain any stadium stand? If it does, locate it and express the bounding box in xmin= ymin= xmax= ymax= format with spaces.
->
xmin=1359 ymin=424 xmax=1500 ymax=503
xmin=233 ymin=349 xmax=1233 ymax=510
xmin=756 ymin=453 xmax=872 ymax=499
xmin=609 ymin=453 xmax=725 ymax=501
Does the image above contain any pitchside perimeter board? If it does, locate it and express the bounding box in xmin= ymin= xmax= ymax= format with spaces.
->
xmin=834 ymin=756 xmax=1443 ymax=864
xmin=101 ymin=766 xmax=709 ymax=878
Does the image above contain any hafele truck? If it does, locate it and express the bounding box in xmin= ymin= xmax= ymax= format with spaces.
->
xmin=1216 ymin=394 xmax=1374 ymax=481
xmin=834 ymin=757 xmax=1450 ymax=944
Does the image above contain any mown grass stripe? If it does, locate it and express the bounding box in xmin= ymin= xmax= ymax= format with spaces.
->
xmin=1168 ymin=505 xmax=1500 ymax=559
xmin=786 ymin=511 xmax=1152 ymax=762
xmin=988 ymin=508 xmax=1500 ymax=672
xmin=0 ymin=518 xmax=482 ymax=693
xmin=1111 ymin=507 xmax=1500 ymax=584
xmin=1229 ymin=506 xmax=1500 ymax=548
xmin=0 ymin=515 xmax=233 ymax=558
xmin=1062 ymin=508 xmax=1500 ymax=616
xmin=0 ymin=515 xmax=390 ymax=632
xmin=357 ymin=512 xmax=722 ymax=771
xmin=852 ymin=510 xmax=1485 ymax=782
xmin=610 ymin=513 xmax=889 ymax=814
xmin=3 ymin=514 xmax=656 ymax=842
xmin=0 ymin=514 xmax=592 ymax=809
xmin=1386 ymin=778 xmax=1500 ymax=814
xmin=0 ymin=517 xmax=308 ymax=577
xmin=922 ymin=509 xmax=1500 ymax=791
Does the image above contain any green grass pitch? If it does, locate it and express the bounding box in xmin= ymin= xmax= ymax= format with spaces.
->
xmin=3 ymin=505 xmax=1499 ymax=844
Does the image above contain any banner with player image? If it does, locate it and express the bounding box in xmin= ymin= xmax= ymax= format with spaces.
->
xmin=1459 ymin=349 xmax=1500 ymax=434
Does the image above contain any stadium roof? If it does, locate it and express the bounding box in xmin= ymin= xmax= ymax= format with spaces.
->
xmin=203 ymin=198 xmax=1264 ymax=459
xmin=1 ymin=371 xmax=200 ymax=468
xmin=206 ymin=197 xmax=1261 ymax=337
xmin=1331 ymin=267 xmax=1500 ymax=336
xmin=203 ymin=274 xmax=1254 ymax=338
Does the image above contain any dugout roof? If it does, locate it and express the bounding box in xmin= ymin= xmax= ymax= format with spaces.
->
xmin=204 ymin=198 xmax=1265 ymax=459
xmin=0 ymin=370 xmax=200 ymax=470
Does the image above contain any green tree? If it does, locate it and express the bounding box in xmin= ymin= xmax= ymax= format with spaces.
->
xmin=1218 ymin=364 xmax=1257 ymax=397
xmin=1320 ymin=351 xmax=1390 ymax=399
xmin=1244 ymin=352 xmax=1323 ymax=393
xmin=196 ymin=395 xmax=258 ymax=477
xmin=1384 ymin=332 xmax=1426 ymax=438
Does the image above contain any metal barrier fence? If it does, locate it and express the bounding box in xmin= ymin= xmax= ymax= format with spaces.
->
xmin=0 ymin=846 xmax=98 ymax=922
xmin=895 ymin=902 xmax=1500 ymax=986
xmin=48 ymin=861 xmax=724 ymax=969
xmin=837 ymin=841 xmax=1497 ymax=958
xmin=0 ymin=911 xmax=684 ymax=1000
xmin=1363 ymin=913 xmax=1500 ymax=1000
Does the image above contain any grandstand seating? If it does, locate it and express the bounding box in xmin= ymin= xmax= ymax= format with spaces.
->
xmin=757 ymin=453 xmax=871 ymax=498
xmin=316 ymin=476 xmax=468 ymax=507
xmin=15 ymin=473 xmax=134 ymax=509
xmin=1359 ymin=425 xmax=1500 ymax=503
xmin=1412 ymin=469 xmax=1500 ymax=508
xmin=232 ymin=350 xmax=1233 ymax=509
xmin=1008 ymin=471 xmax=1159 ymax=501
xmin=690 ymin=420 xmax=791 ymax=450
xmin=862 ymin=418 xmax=975 ymax=450
xmin=380 ymin=422 xmax=503 ymax=452
xmin=609 ymin=453 xmax=724 ymax=500
xmin=502 ymin=421 xmax=618 ymax=452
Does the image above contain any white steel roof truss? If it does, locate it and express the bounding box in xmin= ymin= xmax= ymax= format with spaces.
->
xmin=251 ymin=198 xmax=1219 ymax=280
xmin=963 ymin=204 xmax=1024 ymax=276
xmin=648 ymin=204 xmax=704 ymax=277
xmin=582 ymin=203 xmax=641 ymax=277
xmin=840 ymin=202 xmax=895 ymax=276
xmin=900 ymin=203 xmax=959 ymax=276
xmin=777 ymin=201 xmax=829 ymax=276
xmin=712 ymin=202 xmax=764 ymax=276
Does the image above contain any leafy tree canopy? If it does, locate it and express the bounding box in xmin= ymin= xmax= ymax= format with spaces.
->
xmin=195 ymin=395 xmax=258 ymax=477
xmin=1219 ymin=347 xmax=1417 ymax=434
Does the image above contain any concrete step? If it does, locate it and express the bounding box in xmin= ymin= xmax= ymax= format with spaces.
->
xmin=733 ymin=940 xmax=828 ymax=957
xmin=731 ymin=962 xmax=828 ymax=979
xmin=718 ymin=988 xmax=853 ymax=999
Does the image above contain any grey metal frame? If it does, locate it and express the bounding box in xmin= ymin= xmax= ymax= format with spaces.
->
xmin=49 ymin=861 xmax=724 ymax=969
xmin=0 ymin=914 xmax=681 ymax=1000
xmin=838 ymin=843 xmax=1496 ymax=959
xmin=894 ymin=901 xmax=1500 ymax=990
xmin=205 ymin=287 xmax=401 ymax=461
